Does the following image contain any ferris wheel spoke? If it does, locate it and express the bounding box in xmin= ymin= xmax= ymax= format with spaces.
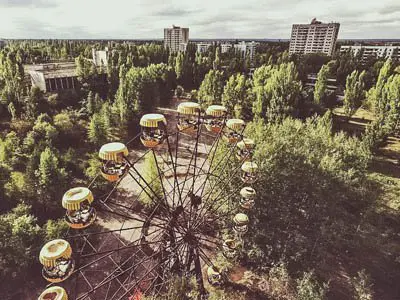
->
xmin=114 ymin=240 xmax=184 ymax=300
xmin=101 ymin=237 xmax=180 ymax=300
xmin=125 ymin=167 xmax=171 ymax=216
xmin=154 ymin=150 xmax=178 ymax=196
xmin=76 ymin=238 xmax=180 ymax=300
xmin=165 ymin=130 xmax=182 ymax=208
xmin=151 ymin=149 xmax=173 ymax=209
xmin=183 ymin=127 xmax=225 ymax=227
xmin=193 ymin=180 xmax=244 ymax=231
xmin=190 ymin=167 xmax=242 ymax=230
xmin=196 ymin=235 xmax=222 ymax=249
xmin=197 ymin=247 xmax=216 ymax=268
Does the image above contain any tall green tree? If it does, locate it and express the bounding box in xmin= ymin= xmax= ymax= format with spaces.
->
xmin=367 ymin=59 xmax=393 ymax=116
xmin=88 ymin=112 xmax=109 ymax=145
xmin=222 ymin=73 xmax=251 ymax=118
xmin=265 ymin=62 xmax=302 ymax=122
xmin=252 ymin=63 xmax=301 ymax=122
xmin=343 ymin=70 xmax=366 ymax=117
xmin=314 ymin=64 xmax=330 ymax=105
xmin=175 ymin=52 xmax=184 ymax=80
xmin=197 ymin=70 xmax=224 ymax=107
xmin=25 ymin=86 xmax=46 ymax=120
xmin=213 ymin=47 xmax=221 ymax=70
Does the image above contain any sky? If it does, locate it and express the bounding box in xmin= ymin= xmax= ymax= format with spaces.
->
xmin=0 ymin=0 xmax=399 ymax=39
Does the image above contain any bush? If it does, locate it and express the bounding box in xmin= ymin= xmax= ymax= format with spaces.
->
xmin=350 ymin=270 xmax=373 ymax=300
xmin=175 ymin=85 xmax=184 ymax=98
xmin=243 ymin=114 xmax=370 ymax=269
xmin=296 ymin=272 xmax=327 ymax=300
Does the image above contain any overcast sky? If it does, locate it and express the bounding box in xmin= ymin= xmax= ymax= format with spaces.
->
xmin=0 ymin=0 xmax=399 ymax=39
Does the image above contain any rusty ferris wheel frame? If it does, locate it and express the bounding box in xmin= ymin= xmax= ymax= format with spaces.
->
xmin=38 ymin=103 xmax=258 ymax=300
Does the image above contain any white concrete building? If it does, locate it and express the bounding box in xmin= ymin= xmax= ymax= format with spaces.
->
xmin=26 ymin=62 xmax=78 ymax=93
xmin=164 ymin=25 xmax=189 ymax=53
xmin=289 ymin=19 xmax=340 ymax=56
xmin=92 ymin=48 xmax=109 ymax=67
xmin=196 ymin=43 xmax=212 ymax=53
xmin=340 ymin=45 xmax=400 ymax=61
xmin=234 ymin=41 xmax=258 ymax=60
xmin=221 ymin=43 xmax=232 ymax=53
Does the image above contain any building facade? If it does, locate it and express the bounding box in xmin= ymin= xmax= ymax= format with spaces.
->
xmin=221 ymin=43 xmax=232 ymax=53
xmin=289 ymin=19 xmax=340 ymax=56
xmin=234 ymin=41 xmax=258 ymax=60
xmin=196 ymin=43 xmax=212 ymax=53
xmin=164 ymin=25 xmax=189 ymax=53
xmin=27 ymin=62 xmax=79 ymax=93
xmin=340 ymin=45 xmax=400 ymax=61
xmin=92 ymin=48 xmax=109 ymax=67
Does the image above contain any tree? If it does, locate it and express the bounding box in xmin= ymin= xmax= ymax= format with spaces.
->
xmin=197 ymin=70 xmax=224 ymax=107
xmin=366 ymin=59 xmax=393 ymax=115
xmin=34 ymin=147 xmax=66 ymax=214
xmin=238 ymin=114 xmax=370 ymax=271
xmin=252 ymin=63 xmax=302 ymax=122
xmin=0 ymin=204 xmax=43 ymax=282
xmin=213 ymin=47 xmax=221 ymax=70
xmin=265 ymin=62 xmax=302 ymax=122
xmin=343 ymin=70 xmax=366 ymax=117
xmin=140 ymin=152 xmax=163 ymax=209
xmin=88 ymin=112 xmax=109 ymax=145
xmin=222 ymin=73 xmax=251 ymax=119
xmin=175 ymin=52 xmax=184 ymax=80
xmin=85 ymin=91 xmax=95 ymax=115
xmin=314 ymin=63 xmax=330 ymax=105
xmin=252 ymin=65 xmax=274 ymax=119
xmin=0 ymin=131 xmax=21 ymax=168
xmin=36 ymin=147 xmax=63 ymax=188
xmin=25 ymin=86 xmax=46 ymax=120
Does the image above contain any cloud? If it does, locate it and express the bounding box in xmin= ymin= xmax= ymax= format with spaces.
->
xmin=11 ymin=17 xmax=92 ymax=39
xmin=379 ymin=3 xmax=400 ymax=15
xmin=0 ymin=0 xmax=57 ymax=8
xmin=154 ymin=7 xmax=201 ymax=17
xmin=0 ymin=0 xmax=399 ymax=39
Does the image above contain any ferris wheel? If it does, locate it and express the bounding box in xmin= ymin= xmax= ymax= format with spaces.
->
xmin=37 ymin=102 xmax=259 ymax=300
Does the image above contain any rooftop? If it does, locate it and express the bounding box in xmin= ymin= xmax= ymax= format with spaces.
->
xmin=25 ymin=62 xmax=77 ymax=79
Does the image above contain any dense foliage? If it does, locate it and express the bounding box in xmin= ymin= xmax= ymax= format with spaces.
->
xmin=0 ymin=39 xmax=399 ymax=299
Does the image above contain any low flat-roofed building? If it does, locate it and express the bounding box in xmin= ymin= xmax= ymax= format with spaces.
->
xmin=340 ymin=45 xmax=400 ymax=61
xmin=26 ymin=62 xmax=79 ymax=93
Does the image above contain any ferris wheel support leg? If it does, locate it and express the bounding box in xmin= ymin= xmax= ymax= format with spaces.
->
xmin=165 ymin=131 xmax=181 ymax=207
xmin=194 ymin=248 xmax=207 ymax=298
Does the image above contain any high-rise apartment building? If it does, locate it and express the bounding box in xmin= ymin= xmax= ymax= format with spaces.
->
xmin=164 ymin=25 xmax=189 ymax=53
xmin=289 ymin=19 xmax=340 ymax=56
